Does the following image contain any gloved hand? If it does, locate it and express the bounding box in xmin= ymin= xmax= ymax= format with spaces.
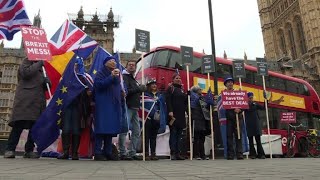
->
xmin=139 ymin=84 xmax=147 ymax=92
xmin=263 ymin=90 xmax=267 ymax=99
xmin=37 ymin=60 xmax=44 ymax=67
xmin=43 ymin=77 xmax=52 ymax=88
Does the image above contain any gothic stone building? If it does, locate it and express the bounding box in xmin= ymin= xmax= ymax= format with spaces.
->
xmin=257 ymin=0 xmax=320 ymax=94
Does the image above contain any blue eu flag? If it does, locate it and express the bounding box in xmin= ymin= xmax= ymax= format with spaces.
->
xmin=31 ymin=56 xmax=88 ymax=153
xmin=205 ymin=87 xmax=214 ymax=106
xmin=89 ymin=46 xmax=111 ymax=80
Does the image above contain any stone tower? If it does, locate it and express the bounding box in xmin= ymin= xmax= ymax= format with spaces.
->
xmin=71 ymin=7 xmax=119 ymax=54
xmin=257 ymin=0 xmax=320 ymax=94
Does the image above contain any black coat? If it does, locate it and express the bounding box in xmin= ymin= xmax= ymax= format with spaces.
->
xmin=166 ymin=84 xmax=187 ymax=129
xmin=244 ymin=102 xmax=264 ymax=137
xmin=191 ymin=95 xmax=210 ymax=132
xmin=123 ymin=73 xmax=141 ymax=109
xmin=9 ymin=59 xmax=46 ymax=127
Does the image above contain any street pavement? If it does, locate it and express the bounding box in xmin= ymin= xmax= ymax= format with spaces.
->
xmin=0 ymin=157 xmax=319 ymax=180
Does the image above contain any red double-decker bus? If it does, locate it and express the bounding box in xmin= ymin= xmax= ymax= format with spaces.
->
xmin=135 ymin=45 xmax=320 ymax=156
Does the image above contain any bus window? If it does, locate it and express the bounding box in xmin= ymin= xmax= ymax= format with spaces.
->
xmin=189 ymin=57 xmax=202 ymax=73
xmin=152 ymin=50 xmax=169 ymax=67
xmin=258 ymin=106 xmax=274 ymax=129
xmin=295 ymin=112 xmax=309 ymax=130
xmin=269 ymin=76 xmax=286 ymax=91
xmin=253 ymin=72 xmax=264 ymax=86
xmin=135 ymin=53 xmax=153 ymax=76
xmin=168 ymin=51 xmax=184 ymax=70
xmin=311 ymin=115 xmax=320 ymax=130
xmin=217 ymin=63 xmax=232 ymax=78
xmin=303 ymin=84 xmax=310 ymax=96
xmin=243 ymin=70 xmax=254 ymax=84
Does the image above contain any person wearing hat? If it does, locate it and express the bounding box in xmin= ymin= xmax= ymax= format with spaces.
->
xmin=144 ymin=78 xmax=160 ymax=160
xmin=93 ymin=56 xmax=123 ymax=161
xmin=190 ymin=85 xmax=211 ymax=160
xmin=118 ymin=60 xmax=147 ymax=160
xmin=244 ymin=92 xmax=266 ymax=159
xmin=57 ymin=57 xmax=93 ymax=160
xmin=223 ymin=75 xmax=244 ymax=160
xmin=166 ymin=72 xmax=187 ymax=160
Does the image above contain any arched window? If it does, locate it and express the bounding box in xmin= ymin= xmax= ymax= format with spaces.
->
xmin=278 ymin=29 xmax=287 ymax=56
xmin=286 ymin=23 xmax=297 ymax=60
xmin=295 ymin=16 xmax=307 ymax=55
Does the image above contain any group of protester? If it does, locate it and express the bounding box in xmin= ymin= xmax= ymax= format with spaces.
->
xmin=3 ymin=56 xmax=266 ymax=161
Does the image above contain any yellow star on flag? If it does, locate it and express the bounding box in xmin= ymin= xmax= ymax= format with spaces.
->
xmin=57 ymin=110 xmax=62 ymax=116
xmin=60 ymin=86 xmax=68 ymax=93
xmin=93 ymin=69 xmax=97 ymax=74
xmin=56 ymin=98 xmax=63 ymax=106
xmin=57 ymin=119 xmax=62 ymax=125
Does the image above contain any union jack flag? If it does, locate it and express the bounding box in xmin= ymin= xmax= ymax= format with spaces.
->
xmin=138 ymin=94 xmax=167 ymax=134
xmin=0 ymin=0 xmax=31 ymax=40
xmin=138 ymin=95 xmax=157 ymax=122
xmin=49 ymin=19 xmax=97 ymax=56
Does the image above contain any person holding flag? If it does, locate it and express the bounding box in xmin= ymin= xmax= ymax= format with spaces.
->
xmin=93 ymin=56 xmax=123 ymax=161
xmin=144 ymin=78 xmax=161 ymax=160
xmin=4 ymin=59 xmax=50 ymax=159
xmin=190 ymin=85 xmax=212 ymax=160
xmin=244 ymin=92 xmax=266 ymax=159
xmin=57 ymin=58 xmax=93 ymax=160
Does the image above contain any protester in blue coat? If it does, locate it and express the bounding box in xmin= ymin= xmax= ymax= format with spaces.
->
xmin=93 ymin=56 xmax=123 ymax=161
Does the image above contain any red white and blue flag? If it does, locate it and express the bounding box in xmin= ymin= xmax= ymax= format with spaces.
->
xmin=49 ymin=19 xmax=97 ymax=56
xmin=0 ymin=0 xmax=32 ymax=40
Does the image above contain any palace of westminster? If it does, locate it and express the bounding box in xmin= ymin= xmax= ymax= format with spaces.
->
xmin=0 ymin=0 xmax=319 ymax=138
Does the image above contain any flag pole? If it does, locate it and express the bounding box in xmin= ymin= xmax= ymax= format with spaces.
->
xmin=235 ymin=78 xmax=243 ymax=140
xmin=262 ymin=76 xmax=272 ymax=159
xmin=42 ymin=64 xmax=52 ymax=99
xmin=239 ymin=77 xmax=249 ymax=159
xmin=207 ymin=73 xmax=214 ymax=160
xmin=141 ymin=53 xmax=146 ymax=161
xmin=186 ymin=65 xmax=193 ymax=160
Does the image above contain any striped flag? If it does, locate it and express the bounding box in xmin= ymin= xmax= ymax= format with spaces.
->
xmin=0 ymin=0 xmax=32 ymax=40
xmin=45 ymin=19 xmax=98 ymax=96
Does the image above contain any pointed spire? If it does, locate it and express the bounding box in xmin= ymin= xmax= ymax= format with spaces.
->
xmin=202 ymin=49 xmax=205 ymax=54
xmin=244 ymin=51 xmax=248 ymax=64
xmin=108 ymin=7 xmax=114 ymax=19
xmin=33 ymin=9 xmax=41 ymax=28
xmin=92 ymin=9 xmax=100 ymax=22
xmin=223 ymin=50 xmax=227 ymax=59
xmin=77 ymin=6 xmax=84 ymax=20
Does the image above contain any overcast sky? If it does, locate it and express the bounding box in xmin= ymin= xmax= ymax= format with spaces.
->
xmin=4 ymin=0 xmax=265 ymax=60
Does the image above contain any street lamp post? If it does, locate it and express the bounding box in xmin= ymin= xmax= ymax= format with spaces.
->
xmin=208 ymin=0 xmax=218 ymax=95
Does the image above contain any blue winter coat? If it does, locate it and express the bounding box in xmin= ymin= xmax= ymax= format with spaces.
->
xmin=94 ymin=66 xmax=122 ymax=135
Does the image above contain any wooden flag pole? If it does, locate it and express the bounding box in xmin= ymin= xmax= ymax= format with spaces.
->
xmin=207 ymin=73 xmax=215 ymax=160
xmin=262 ymin=75 xmax=272 ymax=159
xmin=141 ymin=53 xmax=146 ymax=161
xmin=42 ymin=65 xmax=52 ymax=99
xmin=186 ymin=65 xmax=193 ymax=160
xmin=235 ymin=78 xmax=243 ymax=140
